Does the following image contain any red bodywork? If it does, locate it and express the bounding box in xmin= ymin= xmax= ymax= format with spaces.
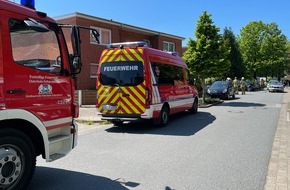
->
xmin=0 ymin=1 xmax=78 ymax=129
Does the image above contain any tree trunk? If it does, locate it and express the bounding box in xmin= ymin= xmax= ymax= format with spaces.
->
xmin=201 ymin=77 xmax=206 ymax=103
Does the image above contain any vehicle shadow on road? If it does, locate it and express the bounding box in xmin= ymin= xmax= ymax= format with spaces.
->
xmin=105 ymin=111 xmax=216 ymax=136
xmin=216 ymin=101 xmax=266 ymax=107
xmin=29 ymin=167 xmax=134 ymax=190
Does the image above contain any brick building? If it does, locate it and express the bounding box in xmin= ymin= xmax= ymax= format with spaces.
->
xmin=56 ymin=12 xmax=185 ymax=104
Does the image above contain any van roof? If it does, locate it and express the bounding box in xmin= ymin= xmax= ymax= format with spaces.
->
xmin=106 ymin=41 xmax=188 ymax=69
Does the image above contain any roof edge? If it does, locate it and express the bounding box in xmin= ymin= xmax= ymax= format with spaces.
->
xmin=55 ymin=12 xmax=185 ymax=41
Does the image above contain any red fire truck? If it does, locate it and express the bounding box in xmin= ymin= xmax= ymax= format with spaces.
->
xmin=96 ymin=42 xmax=198 ymax=126
xmin=0 ymin=0 xmax=99 ymax=189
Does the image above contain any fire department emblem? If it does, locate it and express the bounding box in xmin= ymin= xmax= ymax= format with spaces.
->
xmin=38 ymin=84 xmax=52 ymax=95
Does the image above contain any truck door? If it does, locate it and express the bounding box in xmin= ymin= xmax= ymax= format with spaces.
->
xmin=4 ymin=17 xmax=73 ymax=124
xmin=97 ymin=60 xmax=146 ymax=115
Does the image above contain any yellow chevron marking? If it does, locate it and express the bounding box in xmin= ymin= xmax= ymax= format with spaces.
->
xmin=97 ymin=85 xmax=105 ymax=103
xmin=111 ymin=90 xmax=119 ymax=104
xmin=122 ymin=87 xmax=145 ymax=105
xmin=132 ymin=88 xmax=146 ymax=104
xmin=103 ymin=87 xmax=118 ymax=105
xmin=108 ymin=49 xmax=121 ymax=62
xmin=101 ymin=50 xmax=113 ymax=63
xmin=122 ymin=49 xmax=134 ymax=61
xmin=116 ymin=55 xmax=125 ymax=61
xmin=121 ymin=88 xmax=145 ymax=113
xmin=129 ymin=49 xmax=143 ymax=62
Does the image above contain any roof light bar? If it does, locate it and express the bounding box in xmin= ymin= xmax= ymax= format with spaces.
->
xmin=21 ymin=0 xmax=35 ymax=9
xmin=107 ymin=41 xmax=148 ymax=49
xmin=166 ymin=51 xmax=179 ymax=56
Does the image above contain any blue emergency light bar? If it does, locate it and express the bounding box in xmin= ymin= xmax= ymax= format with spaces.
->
xmin=21 ymin=0 xmax=35 ymax=9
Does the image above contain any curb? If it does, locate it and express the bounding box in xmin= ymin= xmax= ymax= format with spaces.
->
xmin=199 ymin=100 xmax=224 ymax=108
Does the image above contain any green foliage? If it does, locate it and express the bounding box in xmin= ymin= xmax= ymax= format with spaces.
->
xmin=222 ymin=28 xmax=246 ymax=79
xmin=183 ymin=11 xmax=231 ymax=101
xmin=239 ymin=21 xmax=288 ymax=79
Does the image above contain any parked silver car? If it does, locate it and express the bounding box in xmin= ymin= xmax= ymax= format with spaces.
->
xmin=268 ymin=80 xmax=284 ymax=92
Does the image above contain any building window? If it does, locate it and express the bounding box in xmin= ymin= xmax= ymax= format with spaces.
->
xmin=90 ymin=26 xmax=111 ymax=45
xmin=163 ymin=41 xmax=175 ymax=52
xmin=90 ymin=63 xmax=99 ymax=78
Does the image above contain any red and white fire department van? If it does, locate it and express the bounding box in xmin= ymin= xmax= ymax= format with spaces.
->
xmin=0 ymin=0 xmax=99 ymax=189
xmin=96 ymin=42 xmax=198 ymax=126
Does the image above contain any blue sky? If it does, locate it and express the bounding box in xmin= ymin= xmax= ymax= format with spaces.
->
xmin=13 ymin=0 xmax=290 ymax=46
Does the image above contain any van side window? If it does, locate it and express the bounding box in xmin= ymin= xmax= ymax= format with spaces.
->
xmin=151 ymin=62 xmax=184 ymax=86
xmin=9 ymin=18 xmax=62 ymax=75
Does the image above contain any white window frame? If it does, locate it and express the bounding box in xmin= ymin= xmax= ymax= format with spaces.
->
xmin=90 ymin=26 xmax=111 ymax=45
xmin=90 ymin=63 xmax=99 ymax=78
xmin=163 ymin=41 xmax=175 ymax=52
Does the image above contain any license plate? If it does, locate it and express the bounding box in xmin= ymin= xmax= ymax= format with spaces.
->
xmin=102 ymin=104 xmax=117 ymax=111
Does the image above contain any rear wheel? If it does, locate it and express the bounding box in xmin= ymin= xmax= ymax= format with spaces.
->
xmin=189 ymin=99 xmax=198 ymax=114
xmin=153 ymin=106 xmax=169 ymax=126
xmin=0 ymin=129 xmax=36 ymax=190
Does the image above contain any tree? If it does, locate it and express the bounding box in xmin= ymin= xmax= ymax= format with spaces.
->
xmin=183 ymin=11 xmax=230 ymax=102
xmin=239 ymin=21 xmax=265 ymax=79
xmin=260 ymin=23 xmax=287 ymax=80
xmin=239 ymin=21 xmax=287 ymax=79
xmin=222 ymin=28 xmax=245 ymax=79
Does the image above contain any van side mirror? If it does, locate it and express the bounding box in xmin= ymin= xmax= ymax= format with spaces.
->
xmin=70 ymin=55 xmax=81 ymax=75
xmin=71 ymin=26 xmax=80 ymax=56
xmin=59 ymin=24 xmax=100 ymax=75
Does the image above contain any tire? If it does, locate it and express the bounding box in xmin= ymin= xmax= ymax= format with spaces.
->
xmin=189 ymin=99 xmax=198 ymax=114
xmin=153 ymin=106 xmax=169 ymax=126
xmin=0 ymin=129 xmax=36 ymax=190
xmin=232 ymin=93 xmax=235 ymax=99
xmin=223 ymin=92 xmax=230 ymax=100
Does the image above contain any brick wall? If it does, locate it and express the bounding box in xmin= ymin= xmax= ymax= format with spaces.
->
xmin=57 ymin=13 xmax=184 ymax=91
xmin=75 ymin=90 xmax=97 ymax=105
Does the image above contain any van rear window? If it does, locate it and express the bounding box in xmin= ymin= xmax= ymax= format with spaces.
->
xmin=100 ymin=61 xmax=144 ymax=86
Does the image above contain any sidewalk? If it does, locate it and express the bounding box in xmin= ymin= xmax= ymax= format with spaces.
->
xmin=77 ymin=105 xmax=102 ymax=122
xmin=264 ymin=87 xmax=290 ymax=190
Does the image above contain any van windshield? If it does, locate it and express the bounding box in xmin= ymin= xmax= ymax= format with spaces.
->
xmin=100 ymin=61 xmax=144 ymax=86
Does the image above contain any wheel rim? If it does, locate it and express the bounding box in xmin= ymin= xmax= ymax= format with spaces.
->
xmin=161 ymin=108 xmax=168 ymax=124
xmin=0 ymin=145 xmax=23 ymax=189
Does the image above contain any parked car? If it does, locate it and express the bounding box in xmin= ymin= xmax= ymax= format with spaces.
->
xmin=267 ymin=80 xmax=284 ymax=92
xmin=246 ymin=81 xmax=259 ymax=91
xmin=207 ymin=81 xmax=235 ymax=99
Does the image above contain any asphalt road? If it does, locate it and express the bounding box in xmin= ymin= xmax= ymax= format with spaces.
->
xmin=28 ymin=90 xmax=283 ymax=190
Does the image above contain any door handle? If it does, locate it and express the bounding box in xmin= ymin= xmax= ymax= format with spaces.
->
xmin=122 ymin=93 xmax=130 ymax=97
xmin=6 ymin=89 xmax=26 ymax=95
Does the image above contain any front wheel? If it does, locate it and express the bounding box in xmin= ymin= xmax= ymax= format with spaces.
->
xmin=0 ymin=129 xmax=36 ymax=190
